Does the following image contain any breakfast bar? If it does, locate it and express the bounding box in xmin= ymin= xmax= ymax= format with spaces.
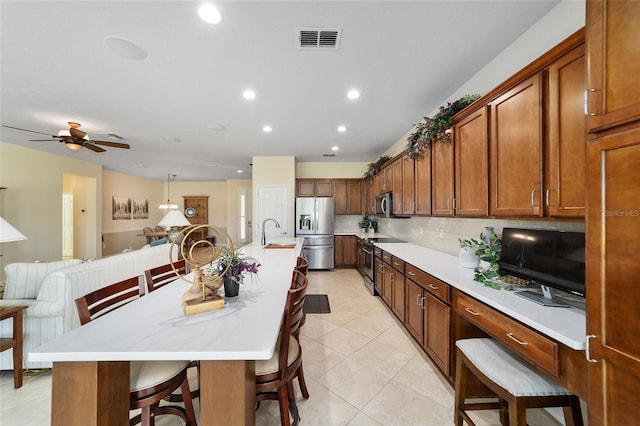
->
xmin=29 ymin=238 xmax=304 ymax=426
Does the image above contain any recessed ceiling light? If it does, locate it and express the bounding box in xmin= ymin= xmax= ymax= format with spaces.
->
xmin=206 ymin=163 xmax=217 ymax=167
xmin=337 ymin=125 xmax=346 ymax=132
xmin=263 ymin=125 xmax=272 ymax=133
xmin=243 ymin=89 xmax=256 ymax=100
xmin=347 ymin=89 xmax=360 ymax=100
xmin=237 ymin=170 xmax=244 ymax=174
xmin=198 ymin=4 xmax=222 ymax=24
xmin=207 ymin=123 xmax=226 ymax=131
xmin=104 ymin=36 xmax=148 ymax=60
xmin=332 ymin=146 xmax=339 ymax=151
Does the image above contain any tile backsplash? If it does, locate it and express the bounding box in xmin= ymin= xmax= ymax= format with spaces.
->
xmin=335 ymin=215 xmax=584 ymax=257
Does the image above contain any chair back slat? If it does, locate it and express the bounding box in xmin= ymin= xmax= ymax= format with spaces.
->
xmin=75 ymin=276 xmax=145 ymax=325
xmin=295 ymin=256 xmax=309 ymax=275
xmin=145 ymin=260 xmax=189 ymax=293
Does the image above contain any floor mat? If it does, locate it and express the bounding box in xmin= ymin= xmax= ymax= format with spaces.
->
xmin=304 ymin=294 xmax=331 ymax=314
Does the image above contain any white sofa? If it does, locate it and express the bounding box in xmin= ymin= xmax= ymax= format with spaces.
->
xmin=0 ymin=244 xmax=177 ymax=369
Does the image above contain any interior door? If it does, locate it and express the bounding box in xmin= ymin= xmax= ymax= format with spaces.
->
xmin=255 ymin=186 xmax=289 ymax=243
xmin=62 ymin=193 xmax=73 ymax=259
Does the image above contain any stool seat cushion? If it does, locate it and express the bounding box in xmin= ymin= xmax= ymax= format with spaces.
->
xmin=130 ymin=360 xmax=190 ymax=392
xmin=456 ymin=338 xmax=571 ymax=397
xmin=255 ymin=335 xmax=300 ymax=375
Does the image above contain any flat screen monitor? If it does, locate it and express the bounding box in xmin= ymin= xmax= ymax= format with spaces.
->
xmin=499 ymin=228 xmax=586 ymax=299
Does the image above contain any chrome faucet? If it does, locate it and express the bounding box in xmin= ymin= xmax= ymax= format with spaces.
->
xmin=261 ymin=218 xmax=281 ymax=246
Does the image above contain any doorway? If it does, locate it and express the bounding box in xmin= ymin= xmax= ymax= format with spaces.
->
xmin=62 ymin=173 xmax=98 ymax=259
xmin=255 ymin=186 xmax=289 ymax=243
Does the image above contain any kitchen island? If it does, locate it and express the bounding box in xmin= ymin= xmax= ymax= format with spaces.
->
xmin=29 ymin=238 xmax=304 ymax=426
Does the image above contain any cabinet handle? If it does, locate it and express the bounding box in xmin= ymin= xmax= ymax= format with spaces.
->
xmin=530 ymin=189 xmax=540 ymax=207
xmin=390 ymin=272 xmax=394 ymax=283
xmin=506 ymin=332 xmax=529 ymax=346
xmin=428 ymin=284 xmax=438 ymax=290
xmin=408 ymin=271 xmax=416 ymax=276
xmin=420 ymin=296 xmax=426 ymax=309
xmin=464 ymin=307 xmax=479 ymax=316
xmin=545 ymin=189 xmax=555 ymax=207
xmin=394 ymin=261 xmax=401 ymax=266
xmin=586 ymin=334 xmax=598 ymax=363
xmin=452 ymin=197 xmax=457 ymax=211
xmin=584 ymin=88 xmax=597 ymax=116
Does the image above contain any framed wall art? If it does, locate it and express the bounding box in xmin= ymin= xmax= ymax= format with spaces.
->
xmin=112 ymin=196 xmax=132 ymax=220
xmin=132 ymin=198 xmax=149 ymax=219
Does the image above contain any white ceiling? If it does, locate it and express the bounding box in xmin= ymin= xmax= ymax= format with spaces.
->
xmin=0 ymin=1 xmax=560 ymax=182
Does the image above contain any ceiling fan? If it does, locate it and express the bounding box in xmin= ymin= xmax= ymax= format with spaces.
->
xmin=2 ymin=122 xmax=130 ymax=152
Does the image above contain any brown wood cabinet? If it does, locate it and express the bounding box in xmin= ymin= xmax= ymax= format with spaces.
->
xmin=404 ymin=263 xmax=451 ymax=377
xmin=489 ymin=74 xmax=544 ymax=216
xmin=334 ymin=235 xmax=357 ymax=267
xmin=390 ymin=256 xmax=405 ymax=322
xmin=586 ymin=3 xmax=640 ymax=422
xmin=182 ymin=196 xmax=209 ymax=243
xmin=296 ymin=179 xmax=332 ymax=197
xmin=400 ymin=156 xmax=415 ymax=215
xmin=454 ymin=106 xmax=489 ymax=216
xmin=586 ymin=0 xmax=640 ymax=133
xmin=374 ymin=252 xmax=384 ymax=296
xmin=381 ymin=253 xmax=393 ymax=307
xmin=347 ymin=180 xmax=362 ymax=215
xmin=363 ymin=178 xmax=375 ymax=216
xmin=545 ymin=44 xmax=586 ymax=217
xmin=414 ymin=150 xmax=432 ymax=215
xmin=332 ymin=180 xmax=348 ymax=214
xmin=431 ymin=138 xmax=455 ymax=216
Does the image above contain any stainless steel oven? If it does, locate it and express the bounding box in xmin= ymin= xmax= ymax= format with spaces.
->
xmin=361 ymin=240 xmax=375 ymax=294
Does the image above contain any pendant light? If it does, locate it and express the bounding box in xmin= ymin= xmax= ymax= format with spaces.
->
xmin=159 ymin=173 xmax=178 ymax=209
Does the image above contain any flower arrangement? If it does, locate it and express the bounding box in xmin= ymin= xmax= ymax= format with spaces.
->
xmin=405 ymin=94 xmax=481 ymax=159
xmin=215 ymin=246 xmax=261 ymax=284
xmin=363 ymin=155 xmax=391 ymax=181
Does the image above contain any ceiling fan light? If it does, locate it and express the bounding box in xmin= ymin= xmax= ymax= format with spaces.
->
xmin=65 ymin=141 xmax=84 ymax=150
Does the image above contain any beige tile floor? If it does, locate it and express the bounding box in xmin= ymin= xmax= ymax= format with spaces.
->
xmin=1 ymin=269 xmax=567 ymax=426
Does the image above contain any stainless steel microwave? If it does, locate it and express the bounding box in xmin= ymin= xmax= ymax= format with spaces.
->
xmin=375 ymin=192 xmax=392 ymax=217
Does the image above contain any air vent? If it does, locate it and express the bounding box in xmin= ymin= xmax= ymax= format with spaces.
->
xmin=323 ymin=154 xmax=336 ymax=157
xmin=95 ymin=133 xmax=125 ymax=140
xmin=297 ymin=27 xmax=342 ymax=50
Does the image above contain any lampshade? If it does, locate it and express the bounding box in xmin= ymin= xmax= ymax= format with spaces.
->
xmin=0 ymin=216 xmax=28 ymax=243
xmin=158 ymin=210 xmax=191 ymax=228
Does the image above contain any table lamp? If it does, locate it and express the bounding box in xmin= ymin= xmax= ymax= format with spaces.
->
xmin=0 ymin=216 xmax=27 ymax=243
xmin=158 ymin=210 xmax=191 ymax=243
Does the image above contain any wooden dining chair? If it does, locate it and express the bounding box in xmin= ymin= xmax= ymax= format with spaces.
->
xmin=292 ymin=257 xmax=310 ymax=399
xmin=255 ymin=269 xmax=309 ymax=426
xmin=142 ymin=227 xmax=155 ymax=244
xmin=75 ymin=276 xmax=197 ymax=426
xmin=144 ymin=259 xmax=190 ymax=293
xmin=145 ymin=260 xmax=200 ymax=402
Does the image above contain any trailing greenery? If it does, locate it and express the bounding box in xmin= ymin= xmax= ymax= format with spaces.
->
xmin=406 ymin=94 xmax=481 ymax=159
xmin=363 ymin=155 xmax=391 ymax=181
xmin=460 ymin=231 xmax=508 ymax=290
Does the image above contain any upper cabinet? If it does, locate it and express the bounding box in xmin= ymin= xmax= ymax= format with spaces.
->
xmin=296 ymin=178 xmax=362 ymax=215
xmin=586 ymin=0 xmax=640 ymax=132
xmin=431 ymin=137 xmax=455 ymax=216
xmin=297 ymin=179 xmax=332 ymax=197
xmin=489 ymin=74 xmax=544 ymax=217
xmin=545 ymin=44 xmax=586 ymax=217
xmin=454 ymin=106 xmax=489 ymax=216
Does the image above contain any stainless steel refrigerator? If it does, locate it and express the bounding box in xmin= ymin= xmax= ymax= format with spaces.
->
xmin=295 ymin=197 xmax=334 ymax=270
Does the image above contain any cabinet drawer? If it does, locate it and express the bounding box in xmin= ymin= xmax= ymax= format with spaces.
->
xmin=382 ymin=252 xmax=392 ymax=264
xmin=391 ymin=257 xmax=405 ymax=273
xmin=375 ymin=248 xmax=382 ymax=259
xmin=456 ymin=292 xmax=559 ymax=376
xmin=405 ymin=264 xmax=450 ymax=303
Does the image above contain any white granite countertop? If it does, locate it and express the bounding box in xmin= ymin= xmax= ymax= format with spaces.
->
xmin=29 ymin=238 xmax=304 ymax=363
xmin=374 ymin=242 xmax=586 ymax=350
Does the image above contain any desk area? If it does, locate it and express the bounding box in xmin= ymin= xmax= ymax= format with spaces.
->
xmin=30 ymin=238 xmax=304 ymax=426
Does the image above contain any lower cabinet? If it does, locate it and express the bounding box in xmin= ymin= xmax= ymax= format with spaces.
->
xmin=404 ymin=264 xmax=452 ymax=377
xmin=335 ymin=235 xmax=357 ymax=267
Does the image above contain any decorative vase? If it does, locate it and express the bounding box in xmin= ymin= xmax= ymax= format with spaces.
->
xmin=224 ymin=277 xmax=240 ymax=297
xmin=458 ymin=247 xmax=479 ymax=269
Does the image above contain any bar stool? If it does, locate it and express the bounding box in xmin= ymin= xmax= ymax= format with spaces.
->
xmin=455 ymin=338 xmax=583 ymax=426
